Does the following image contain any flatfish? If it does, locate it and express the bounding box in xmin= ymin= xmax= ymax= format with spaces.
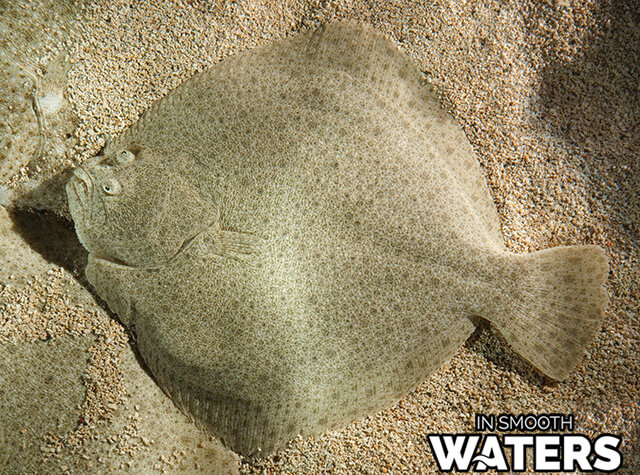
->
xmin=66 ymin=21 xmax=608 ymax=456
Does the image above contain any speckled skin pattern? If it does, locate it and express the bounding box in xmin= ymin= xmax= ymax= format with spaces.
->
xmin=66 ymin=22 xmax=608 ymax=456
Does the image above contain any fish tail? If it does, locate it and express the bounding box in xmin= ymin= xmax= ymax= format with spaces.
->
xmin=486 ymin=245 xmax=609 ymax=380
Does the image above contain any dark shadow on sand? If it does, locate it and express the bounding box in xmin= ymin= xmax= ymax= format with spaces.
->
xmin=536 ymin=0 xmax=640 ymax=237
xmin=466 ymin=318 xmax=550 ymax=388
xmin=6 ymin=174 xmax=159 ymax=384
xmin=8 ymin=209 xmax=87 ymax=281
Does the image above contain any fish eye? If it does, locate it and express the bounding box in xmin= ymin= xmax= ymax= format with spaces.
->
xmin=101 ymin=178 xmax=122 ymax=196
xmin=114 ymin=149 xmax=135 ymax=165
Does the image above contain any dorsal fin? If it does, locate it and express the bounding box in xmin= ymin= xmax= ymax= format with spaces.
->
xmin=108 ymin=21 xmax=504 ymax=248
xmin=273 ymin=21 xmax=505 ymax=248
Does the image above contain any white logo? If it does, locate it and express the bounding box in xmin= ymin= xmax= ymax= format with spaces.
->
xmin=427 ymin=414 xmax=622 ymax=472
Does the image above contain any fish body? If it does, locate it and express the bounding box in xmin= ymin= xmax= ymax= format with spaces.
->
xmin=66 ymin=22 xmax=608 ymax=456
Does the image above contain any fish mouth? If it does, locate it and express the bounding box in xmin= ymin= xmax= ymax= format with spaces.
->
xmin=67 ymin=166 xmax=94 ymax=222
xmin=71 ymin=166 xmax=93 ymax=197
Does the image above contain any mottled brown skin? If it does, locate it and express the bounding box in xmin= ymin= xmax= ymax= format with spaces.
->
xmin=66 ymin=22 xmax=608 ymax=456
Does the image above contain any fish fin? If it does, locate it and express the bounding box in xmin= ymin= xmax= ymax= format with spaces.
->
xmin=86 ymin=255 xmax=138 ymax=328
xmin=218 ymin=229 xmax=264 ymax=257
xmin=290 ymin=21 xmax=505 ymax=248
xmin=489 ymin=246 xmax=609 ymax=380
xmin=185 ymin=226 xmax=266 ymax=265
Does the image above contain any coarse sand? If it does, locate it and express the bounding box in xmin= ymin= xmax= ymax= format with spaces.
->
xmin=0 ymin=0 xmax=638 ymax=473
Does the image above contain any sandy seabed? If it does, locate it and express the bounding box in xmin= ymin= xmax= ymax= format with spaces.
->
xmin=0 ymin=1 xmax=638 ymax=473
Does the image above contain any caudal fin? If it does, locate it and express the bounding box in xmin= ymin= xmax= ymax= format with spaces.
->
xmin=487 ymin=245 xmax=609 ymax=380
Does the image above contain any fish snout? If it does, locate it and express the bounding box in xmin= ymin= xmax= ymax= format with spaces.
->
xmin=67 ymin=166 xmax=96 ymax=225
xmin=69 ymin=166 xmax=94 ymax=200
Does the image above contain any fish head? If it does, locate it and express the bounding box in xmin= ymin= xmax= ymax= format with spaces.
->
xmin=66 ymin=145 xmax=214 ymax=268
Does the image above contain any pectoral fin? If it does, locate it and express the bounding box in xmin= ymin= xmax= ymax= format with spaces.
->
xmin=180 ymin=223 xmax=266 ymax=266
xmin=219 ymin=229 xmax=264 ymax=256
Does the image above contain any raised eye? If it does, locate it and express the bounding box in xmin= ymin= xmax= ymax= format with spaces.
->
xmin=114 ymin=149 xmax=135 ymax=165
xmin=101 ymin=178 xmax=122 ymax=195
